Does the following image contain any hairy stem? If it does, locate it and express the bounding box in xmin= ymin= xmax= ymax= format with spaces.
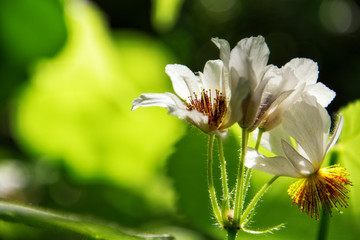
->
xmin=233 ymin=127 xmax=249 ymax=227
xmin=255 ymin=128 xmax=265 ymax=150
xmin=217 ymin=135 xmax=230 ymax=213
xmin=243 ymin=128 xmax=265 ymax=202
xmin=227 ymin=228 xmax=237 ymax=240
xmin=208 ymin=134 xmax=222 ymax=224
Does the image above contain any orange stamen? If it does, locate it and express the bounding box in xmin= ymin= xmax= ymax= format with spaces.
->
xmin=287 ymin=164 xmax=352 ymax=220
xmin=186 ymin=89 xmax=227 ymax=130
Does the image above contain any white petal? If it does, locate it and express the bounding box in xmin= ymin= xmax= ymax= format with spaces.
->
xmin=261 ymin=83 xmax=305 ymax=131
xmin=257 ymin=125 xmax=292 ymax=157
xmin=326 ymin=114 xmax=344 ymax=154
xmin=211 ymin=38 xmax=231 ymax=67
xmin=202 ymin=60 xmax=224 ymax=94
xmin=245 ymin=148 xmax=303 ymax=178
xmin=165 ymin=64 xmax=201 ymax=100
xmin=281 ymin=140 xmax=315 ymax=176
xmin=229 ymin=36 xmax=270 ymax=89
xmin=284 ymin=58 xmax=319 ymax=85
xmin=132 ymin=92 xmax=209 ymax=129
xmin=283 ymin=98 xmax=330 ymax=169
xmin=264 ymin=65 xmax=297 ymax=97
xmin=305 ymin=82 xmax=336 ymax=107
xmin=132 ymin=92 xmax=184 ymax=111
xmin=241 ymin=73 xmax=271 ymax=128
xmin=223 ymin=78 xmax=250 ymax=128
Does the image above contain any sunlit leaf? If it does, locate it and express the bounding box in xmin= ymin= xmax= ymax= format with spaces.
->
xmin=0 ymin=201 xmax=173 ymax=240
xmin=13 ymin=0 xmax=184 ymax=212
xmin=336 ymin=100 xmax=360 ymax=226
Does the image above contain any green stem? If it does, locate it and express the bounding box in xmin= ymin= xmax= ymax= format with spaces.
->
xmin=208 ymin=134 xmax=222 ymax=224
xmin=233 ymin=127 xmax=249 ymax=227
xmin=317 ymin=211 xmax=330 ymax=240
xmin=243 ymin=128 xmax=265 ymax=200
xmin=217 ymin=135 xmax=230 ymax=211
xmin=317 ymin=151 xmax=338 ymax=240
xmin=227 ymin=228 xmax=237 ymax=240
xmin=240 ymin=176 xmax=279 ymax=223
xmin=255 ymin=128 xmax=265 ymax=150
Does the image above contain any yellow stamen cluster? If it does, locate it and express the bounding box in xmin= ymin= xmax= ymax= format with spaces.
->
xmin=287 ymin=164 xmax=352 ymax=220
xmin=186 ymin=89 xmax=227 ymax=130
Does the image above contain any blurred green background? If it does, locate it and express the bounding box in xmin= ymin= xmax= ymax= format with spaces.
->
xmin=0 ymin=0 xmax=359 ymax=239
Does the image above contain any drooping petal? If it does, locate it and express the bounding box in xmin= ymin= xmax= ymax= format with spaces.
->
xmin=305 ymin=82 xmax=336 ymax=107
xmin=132 ymin=92 xmax=185 ymax=111
xmin=165 ymin=64 xmax=201 ymax=100
xmin=283 ymin=58 xmax=319 ymax=85
xmin=131 ymin=92 xmax=209 ymax=129
xmin=282 ymin=98 xmax=330 ymax=170
xmin=245 ymin=148 xmax=303 ymax=178
xmin=229 ymin=36 xmax=270 ymax=90
xmin=211 ymin=38 xmax=231 ymax=67
xmin=281 ymin=140 xmax=315 ymax=176
xmin=325 ymin=114 xmax=344 ymax=154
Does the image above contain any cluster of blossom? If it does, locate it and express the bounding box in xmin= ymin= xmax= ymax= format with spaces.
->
xmin=132 ymin=36 xmax=351 ymax=237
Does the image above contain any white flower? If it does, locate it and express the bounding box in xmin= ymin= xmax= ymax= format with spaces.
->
xmin=212 ymin=36 xmax=335 ymax=131
xmin=245 ymin=95 xmax=351 ymax=219
xmin=132 ymin=58 xmax=249 ymax=135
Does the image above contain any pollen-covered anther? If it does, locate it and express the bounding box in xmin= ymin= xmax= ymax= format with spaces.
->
xmin=186 ymin=88 xmax=227 ymax=130
xmin=287 ymin=164 xmax=352 ymax=220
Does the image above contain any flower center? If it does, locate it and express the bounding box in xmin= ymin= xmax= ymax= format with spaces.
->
xmin=186 ymin=89 xmax=227 ymax=130
xmin=287 ymin=164 xmax=352 ymax=220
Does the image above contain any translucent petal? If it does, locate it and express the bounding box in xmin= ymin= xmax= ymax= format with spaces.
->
xmin=165 ymin=64 xmax=201 ymax=100
xmin=306 ymin=82 xmax=336 ymax=107
xmin=202 ymin=60 xmax=224 ymax=97
xmin=326 ymin=114 xmax=344 ymax=154
xmin=283 ymin=97 xmax=330 ymax=170
xmin=257 ymin=125 xmax=291 ymax=157
xmin=229 ymin=36 xmax=270 ymax=89
xmin=131 ymin=92 xmax=209 ymax=130
xmin=245 ymin=148 xmax=303 ymax=178
xmin=222 ymin=77 xmax=250 ymax=128
xmin=132 ymin=92 xmax=185 ymax=111
xmin=281 ymin=140 xmax=315 ymax=176
xmin=211 ymin=37 xmax=230 ymax=67
xmin=261 ymin=84 xmax=305 ymax=131
xmin=284 ymin=58 xmax=319 ymax=85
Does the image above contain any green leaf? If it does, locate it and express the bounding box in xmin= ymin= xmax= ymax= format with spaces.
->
xmin=0 ymin=201 xmax=173 ymax=240
xmin=336 ymin=100 xmax=360 ymax=227
xmin=13 ymin=0 xmax=184 ymax=212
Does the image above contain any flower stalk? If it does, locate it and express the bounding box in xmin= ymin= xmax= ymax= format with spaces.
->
xmin=217 ymin=135 xmax=230 ymax=223
xmin=233 ymin=127 xmax=249 ymax=227
xmin=243 ymin=128 xmax=265 ymax=201
xmin=227 ymin=228 xmax=237 ymax=240
xmin=207 ymin=134 xmax=222 ymax=225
